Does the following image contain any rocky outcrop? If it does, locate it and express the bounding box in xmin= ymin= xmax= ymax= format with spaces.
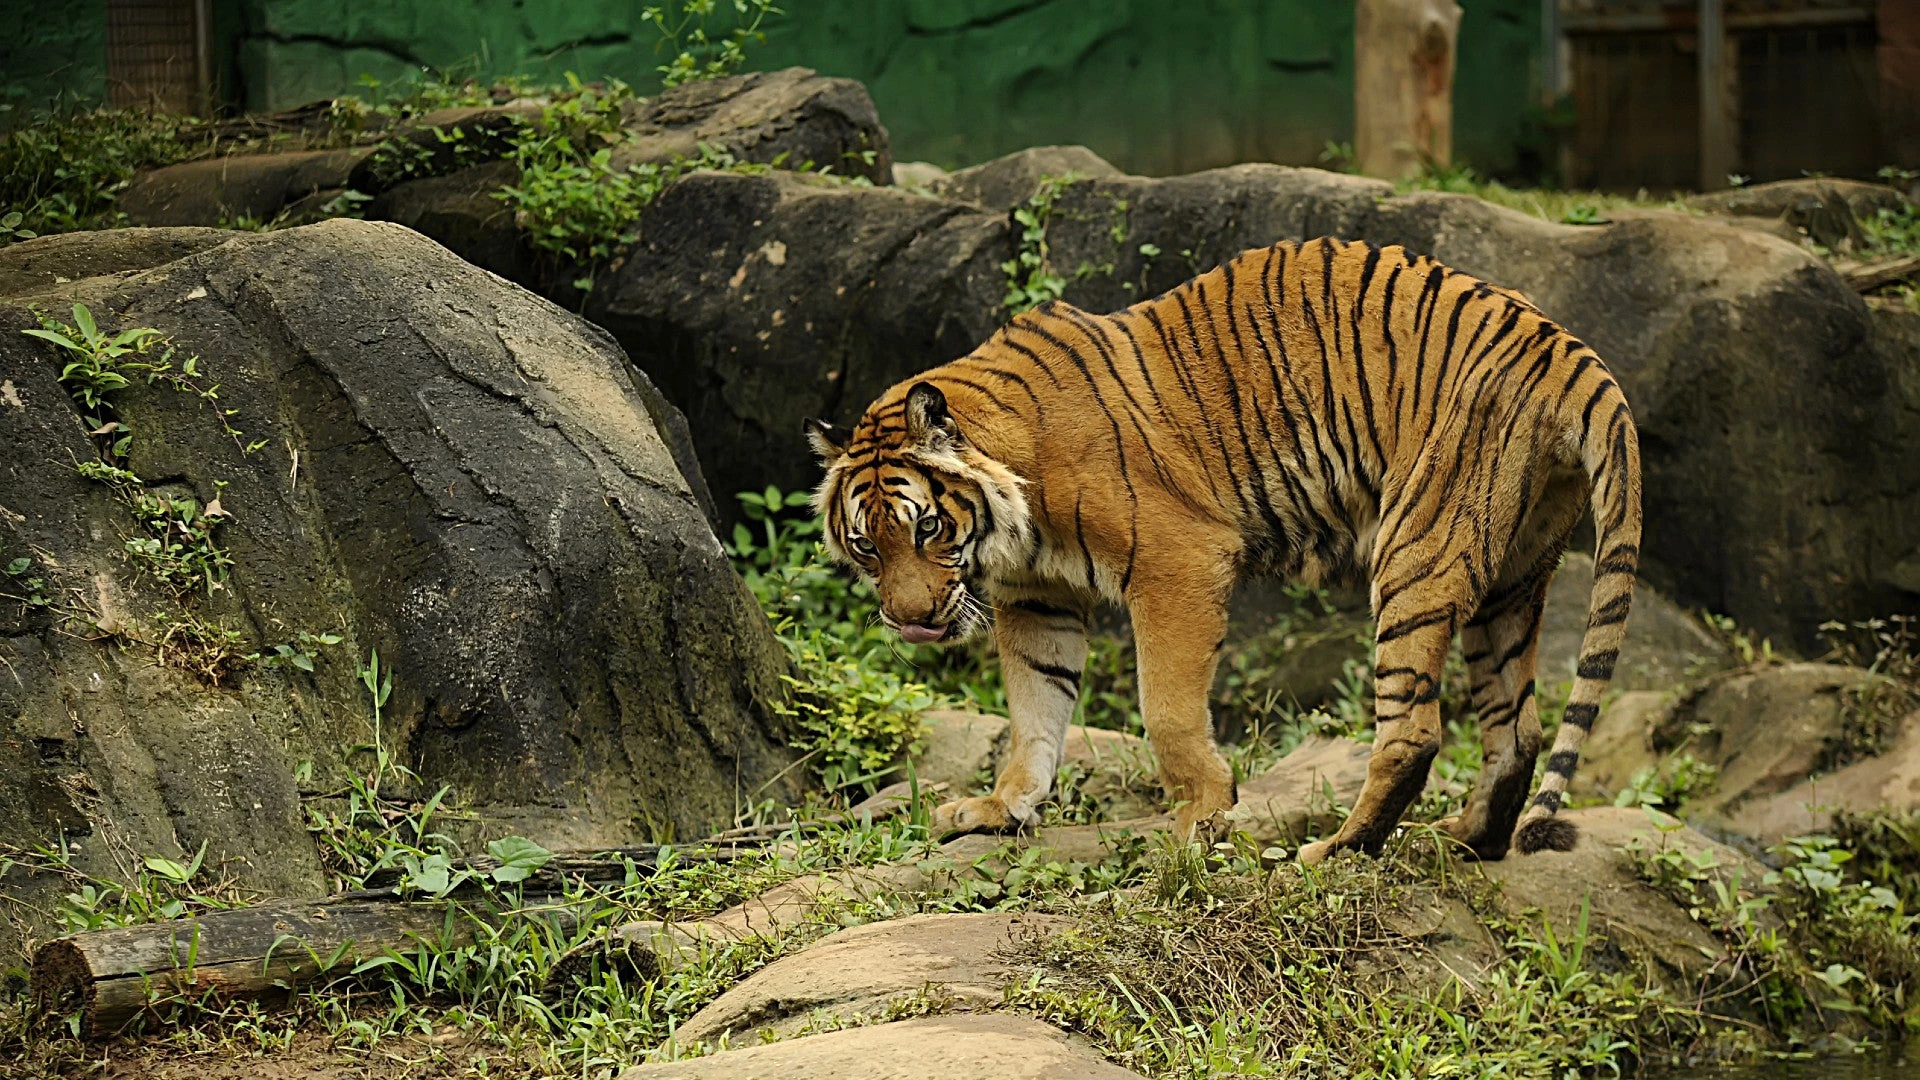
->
xmin=671 ymin=912 xmax=1065 ymax=1045
xmin=607 ymin=157 xmax=1919 ymax=646
xmin=1572 ymin=662 xmax=1919 ymax=848
xmin=117 ymin=67 xmax=892 ymax=280
xmin=0 ymin=221 xmax=794 ymax=962
xmin=624 ymin=1014 xmax=1149 ymax=1079
xmin=1688 ymin=177 xmax=1911 ymax=247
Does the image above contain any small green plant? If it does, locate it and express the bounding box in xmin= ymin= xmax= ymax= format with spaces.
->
xmin=644 ymin=0 xmax=785 ymax=87
xmin=1001 ymin=173 xmax=1079 ymax=315
xmin=0 ymin=210 xmax=35 ymax=243
xmin=1561 ymin=204 xmax=1604 ymax=225
xmin=250 ymin=630 xmax=345 ymax=672
xmin=1 ymin=555 xmax=52 ymax=609
xmin=124 ymin=488 xmax=232 ymax=596
xmin=1317 ymin=140 xmax=1355 ymax=173
xmin=1614 ymin=751 xmax=1719 ymax=810
xmin=0 ymin=104 xmax=198 ymax=235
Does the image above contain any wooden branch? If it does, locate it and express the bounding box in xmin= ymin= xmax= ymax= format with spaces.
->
xmin=33 ymin=898 xmax=474 ymax=1038
xmin=1832 ymin=254 xmax=1920 ymax=293
xmin=31 ymin=843 xmax=763 ymax=1037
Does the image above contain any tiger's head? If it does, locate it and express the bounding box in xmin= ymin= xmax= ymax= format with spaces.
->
xmin=807 ymin=381 xmax=1030 ymax=645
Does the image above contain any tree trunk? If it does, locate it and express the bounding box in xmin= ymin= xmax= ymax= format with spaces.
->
xmin=1355 ymin=0 xmax=1464 ymax=180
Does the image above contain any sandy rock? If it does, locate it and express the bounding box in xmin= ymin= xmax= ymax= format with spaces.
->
xmin=1236 ymin=735 xmax=1373 ymax=844
xmin=624 ymin=1014 xmax=1145 ymax=1079
xmin=1710 ymin=709 xmax=1920 ymax=841
xmin=118 ymin=148 xmax=370 ymax=227
xmin=1566 ymin=690 xmax=1674 ymax=804
xmin=893 ymin=161 xmax=949 ymax=189
xmin=1688 ymin=178 xmax=1910 ymax=247
xmin=672 ymin=912 xmax=1065 ymax=1045
xmin=0 ymin=227 xmax=237 ymax=299
xmin=1538 ymin=552 xmax=1729 ymax=691
xmin=608 ymin=67 xmax=891 ymax=184
xmin=928 ymin=145 xmax=1123 ymax=210
xmin=1482 ymin=805 xmax=1772 ymax=985
xmin=909 ymin=711 xmax=1156 ymax=809
xmin=1566 ymin=662 xmax=1904 ymax=847
xmin=0 ymin=220 xmax=793 ymax=964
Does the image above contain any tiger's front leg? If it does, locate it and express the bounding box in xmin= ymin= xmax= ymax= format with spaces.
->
xmin=1129 ymin=566 xmax=1237 ymax=839
xmin=929 ymin=594 xmax=1090 ymax=838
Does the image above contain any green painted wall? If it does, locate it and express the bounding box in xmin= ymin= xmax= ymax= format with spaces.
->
xmin=3 ymin=1 xmax=1545 ymax=177
xmin=0 ymin=0 xmax=107 ymax=122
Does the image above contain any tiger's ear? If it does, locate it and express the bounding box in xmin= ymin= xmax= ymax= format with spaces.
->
xmin=904 ymin=382 xmax=959 ymax=449
xmin=804 ymin=417 xmax=847 ymax=463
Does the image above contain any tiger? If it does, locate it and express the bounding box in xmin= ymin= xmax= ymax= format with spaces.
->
xmin=805 ymin=236 xmax=1640 ymax=862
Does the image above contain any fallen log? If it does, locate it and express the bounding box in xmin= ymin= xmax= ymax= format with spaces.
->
xmin=1832 ymin=253 xmax=1920 ymax=293
xmin=33 ymin=897 xmax=476 ymax=1037
xmin=30 ymin=841 xmax=765 ymax=1038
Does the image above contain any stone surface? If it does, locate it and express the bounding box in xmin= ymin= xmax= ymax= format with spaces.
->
xmin=673 ymin=912 xmax=1065 ymax=1045
xmin=118 ymin=149 xmax=371 ymax=227
xmin=609 ymin=67 xmax=891 ymax=185
xmin=611 ymin=155 xmax=1919 ymax=642
xmin=0 ymin=227 xmax=237 ymax=298
xmin=1482 ymin=805 xmax=1773 ymax=985
xmin=1538 ymin=552 xmax=1729 ymax=692
xmin=1568 ymin=662 xmax=1903 ymax=847
xmin=1235 ymin=735 xmax=1374 ymax=844
xmin=1688 ymin=178 xmax=1911 ymax=247
xmin=1728 ymin=710 xmax=1920 ymax=840
xmin=623 ymin=1014 xmax=1146 ymax=1079
xmin=0 ymin=220 xmax=793 ymax=964
xmin=927 ymin=145 xmax=1123 ymax=210
xmin=911 ymin=711 xmax=1159 ymax=821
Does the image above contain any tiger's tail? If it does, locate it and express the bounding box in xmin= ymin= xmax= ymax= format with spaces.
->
xmin=1512 ymin=367 xmax=1642 ymax=855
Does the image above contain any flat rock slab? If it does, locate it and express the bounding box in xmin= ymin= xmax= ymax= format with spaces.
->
xmin=625 ymin=1014 xmax=1144 ymax=1079
xmin=1483 ymin=805 xmax=1769 ymax=984
xmin=672 ymin=912 xmax=1065 ymax=1046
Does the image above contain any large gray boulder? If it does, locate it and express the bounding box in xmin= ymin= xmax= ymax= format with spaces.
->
xmin=0 ymin=220 xmax=794 ymax=962
xmin=605 ymin=157 xmax=1919 ymax=646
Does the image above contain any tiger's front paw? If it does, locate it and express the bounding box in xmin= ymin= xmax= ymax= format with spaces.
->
xmin=930 ymin=795 xmax=1035 ymax=839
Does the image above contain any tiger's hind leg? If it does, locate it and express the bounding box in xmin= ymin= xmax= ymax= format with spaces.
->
xmin=1441 ymin=478 xmax=1584 ymax=860
xmin=1298 ymin=563 xmax=1471 ymax=864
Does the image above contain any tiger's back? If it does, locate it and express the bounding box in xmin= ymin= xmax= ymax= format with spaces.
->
xmin=817 ymin=236 xmax=1640 ymax=859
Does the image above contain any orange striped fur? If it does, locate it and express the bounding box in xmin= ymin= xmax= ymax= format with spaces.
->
xmin=808 ymin=237 xmax=1641 ymax=860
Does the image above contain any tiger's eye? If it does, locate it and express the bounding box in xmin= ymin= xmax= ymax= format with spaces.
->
xmin=916 ymin=517 xmax=940 ymax=540
xmin=849 ymin=536 xmax=877 ymax=557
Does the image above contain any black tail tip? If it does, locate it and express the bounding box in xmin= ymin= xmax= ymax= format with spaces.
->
xmin=1515 ymin=815 xmax=1579 ymax=855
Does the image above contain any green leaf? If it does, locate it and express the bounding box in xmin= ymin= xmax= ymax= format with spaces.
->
xmin=291 ymin=653 xmax=314 ymax=672
xmin=406 ymin=852 xmax=452 ymax=895
xmin=486 ymin=836 xmax=553 ymax=883
xmin=22 ymin=327 xmax=81 ymax=351
xmin=5 ymin=558 xmax=28 ymax=575
xmin=143 ymin=856 xmax=191 ymax=884
xmin=0 ymin=212 xmax=19 ymax=228
xmin=70 ymin=304 xmax=97 ymax=342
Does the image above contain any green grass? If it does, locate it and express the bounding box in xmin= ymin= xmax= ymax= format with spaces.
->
xmin=3 ymin=500 xmax=1918 ymax=1075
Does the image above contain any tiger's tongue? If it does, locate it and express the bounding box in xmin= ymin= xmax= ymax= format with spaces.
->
xmin=899 ymin=622 xmax=949 ymax=644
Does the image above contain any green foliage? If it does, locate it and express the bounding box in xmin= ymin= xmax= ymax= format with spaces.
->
xmin=249 ymin=630 xmax=344 ymax=673
xmin=1613 ymin=751 xmax=1720 ymax=811
xmin=645 ymin=1 xmax=785 ymax=88
xmin=0 ymin=105 xmax=196 ymax=236
xmin=726 ymin=487 xmax=943 ymax=792
xmin=0 ymin=556 xmax=51 ymax=610
xmin=1820 ymin=615 xmax=1920 ymax=771
xmin=1002 ymin=173 xmax=1080 ymax=315
xmin=1631 ymin=816 xmax=1920 ymax=1034
xmin=124 ymin=489 xmax=233 ymax=597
